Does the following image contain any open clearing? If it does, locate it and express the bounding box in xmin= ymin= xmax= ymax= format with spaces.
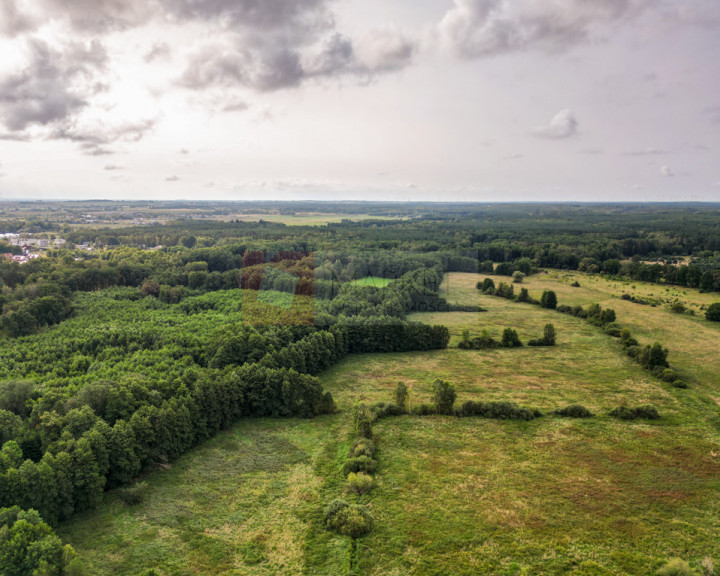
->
xmin=59 ymin=273 xmax=720 ymax=575
xmin=349 ymin=276 xmax=395 ymax=288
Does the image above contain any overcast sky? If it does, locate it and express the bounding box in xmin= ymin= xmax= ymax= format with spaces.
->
xmin=0 ymin=0 xmax=719 ymax=202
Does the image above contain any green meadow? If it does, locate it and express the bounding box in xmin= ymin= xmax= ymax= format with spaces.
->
xmin=349 ymin=276 xmax=395 ymax=288
xmin=58 ymin=272 xmax=720 ymax=575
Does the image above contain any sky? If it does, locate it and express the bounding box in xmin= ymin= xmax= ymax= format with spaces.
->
xmin=0 ymin=0 xmax=719 ymax=202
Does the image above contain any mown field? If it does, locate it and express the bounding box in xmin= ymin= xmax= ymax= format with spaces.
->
xmin=58 ymin=272 xmax=720 ymax=575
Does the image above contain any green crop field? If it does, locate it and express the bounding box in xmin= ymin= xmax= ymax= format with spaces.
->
xmin=56 ymin=272 xmax=720 ymax=576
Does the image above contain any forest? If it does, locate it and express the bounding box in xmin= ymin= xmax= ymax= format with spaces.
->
xmin=1 ymin=202 xmax=720 ymax=576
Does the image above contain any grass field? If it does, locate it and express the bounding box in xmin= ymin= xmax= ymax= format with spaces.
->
xmin=231 ymin=213 xmax=405 ymax=226
xmin=58 ymin=272 xmax=720 ymax=575
xmin=60 ymin=417 xmax=354 ymax=576
xmin=349 ymin=276 xmax=395 ymax=288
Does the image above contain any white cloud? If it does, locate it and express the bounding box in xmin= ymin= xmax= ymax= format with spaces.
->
xmin=533 ymin=109 xmax=578 ymax=139
xmin=660 ymin=165 xmax=674 ymax=177
xmin=165 ymin=175 xmax=180 ymax=181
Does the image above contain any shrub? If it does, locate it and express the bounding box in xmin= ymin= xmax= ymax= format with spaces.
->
xmin=540 ymin=290 xmax=557 ymax=309
xmin=669 ymin=301 xmax=686 ymax=314
xmin=457 ymin=400 xmax=485 ymax=417
xmin=458 ymin=401 xmax=540 ymax=421
xmin=603 ymin=323 xmax=622 ymax=337
xmin=480 ymin=278 xmax=495 ymax=293
xmin=706 ymin=303 xmax=720 ymax=322
xmin=324 ymin=499 xmax=374 ymax=538
xmin=512 ymin=271 xmax=525 ymax=284
xmin=625 ymin=345 xmax=641 ymax=358
xmin=656 ymin=558 xmax=700 ymax=576
xmin=586 ymin=303 xmax=602 ymax=318
xmin=346 ymin=472 xmax=373 ymax=495
xmin=516 ymin=287 xmax=530 ymax=302
xmin=634 ymin=405 xmax=661 ymax=419
xmin=495 ymin=262 xmax=515 ymax=276
xmin=370 ymin=402 xmax=403 ymax=420
xmin=469 ymin=330 xmax=499 ymax=349
xmin=501 ymin=328 xmax=522 ymax=348
xmin=543 ymin=323 xmax=556 ymax=345
xmin=672 ymin=380 xmax=688 ymax=389
xmin=557 ymin=305 xmax=574 ymax=315
xmin=619 ymin=328 xmax=639 ymax=347
xmin=571 ymin=281 xmax=581 ymax=287
xmin=343 ymin=456 xmax=377 ymax=475
xmin=609 ymin=406 xmax=635 ymax=420
xmin=660 ymin=369 xmax=679 ymax=383
xmin=495 ymin=282 xmax=514 ymax=299
xmin=352 ymin=403 xmax=373 ymax=439
xmin=432 ymin=379 xmax=456 ymax=415
xmin=609 ymin=405 xmax=660 ymax=420
xmin=600 ymin=308 xmax=616 ymax=325
xmin=349 ymin=438 xmax=376 ymax=459
xmin=411 ymin=403 xmax=436 ymax=416
xmin=573 ymin=305 xmax=587 ymax=318
xmin=554 ymin=405 xmax=593 ymax=418
xmin=640 ymin=342 xmax=669 ymax=370
xmin=118 ymin=481 xmax=148 ymax=505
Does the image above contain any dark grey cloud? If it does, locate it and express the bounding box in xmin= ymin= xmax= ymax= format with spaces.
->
xmin=2 ymin=0 xmax=332 ymax=35
xmin=163 ymin=0 xmax=331 ymax=33
xmin=0 ymin=38 xmax=106 ymax=131
xmin=439 ymin=0 xmax=652 ymax=58
xmin=180 ymin=27 xmax=415 ymax=93
xmin=533 ymin=109 xmax=578 ymax=139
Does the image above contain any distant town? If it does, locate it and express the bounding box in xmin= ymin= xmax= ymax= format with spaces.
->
xmin=0 ymin=234 xmax=67 ymax=264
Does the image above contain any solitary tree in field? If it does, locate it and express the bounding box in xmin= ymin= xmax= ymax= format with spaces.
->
xmin=395 ymin=382 xmax=408 ymax=412
xmin=707 ymin=303 xmax=720 ymax=322
xmin=540 ymin=290 xmax=557 ymax=309
xmin=432 ymin=379 xmax=456 ymax=415
xmin=543 ymin=323 xmax=556 ymax=346
xmin=501 ymin=328 xmax=523 ymax=348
